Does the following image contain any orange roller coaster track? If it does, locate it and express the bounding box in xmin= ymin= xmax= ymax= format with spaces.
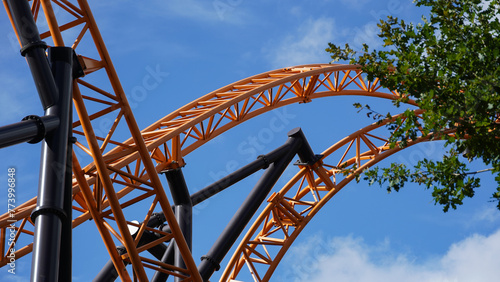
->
xmin=0 ymin=0 xmax=449 ymax=281
xmin=221 ymin=109 xmax=458 ymax=281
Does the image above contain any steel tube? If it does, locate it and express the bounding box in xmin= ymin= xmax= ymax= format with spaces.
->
xmin=163 ymin=168 xmax=192 ymax=282
xmin=198 ymin=132 xmax=303 ymax=281
xmin=289 ymin=127 xmax=321 ymax=164
xmin=150 ymin=240 xmax=176 ymax=282
xmin=190 ymin=141 xmax=293 ymax=206
xmin=76 ymin=1 xmax=200 ymax=279
xmin=93 ymin=175 xmax=184 ymax=282
xmin=94 ymin=128 xmax=317 ymax=282
xmin=59 ymin=113 xmax=73 ymax=282
xmin=30 ymin=47 xmax=74 ymax=282
xmin=93 ymin=229 xmax=169 ymax=282
xmin=4 ymin=0 xmax=58 ymax=109
xmin=0 ymin=115 xmax=59 ymax=148
xmin=92 ymin=247 xmax=127 ymax=282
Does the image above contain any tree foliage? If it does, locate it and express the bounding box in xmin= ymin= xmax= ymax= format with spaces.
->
xmin=327 ymin=0 xmax=500 ymax=211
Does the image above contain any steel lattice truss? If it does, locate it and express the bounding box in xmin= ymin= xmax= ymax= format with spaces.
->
xmin=0 ymin=0 xmax=456 ymax=281
xmin=221 ymin=110 xmax=458 ymax=281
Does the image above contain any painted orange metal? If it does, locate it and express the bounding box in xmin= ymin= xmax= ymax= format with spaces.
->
xmin=0 ymin=1 xmax=438 ymax=280
xmin=40 ymin=0 xmax=64 ymax=46
xmin=220 ymin=110 xmax=447 ymax=281
xmin=72 ymin=150 xmax=131 ymax=281
xmin=0 ymin=0 xmax=201 ymax=280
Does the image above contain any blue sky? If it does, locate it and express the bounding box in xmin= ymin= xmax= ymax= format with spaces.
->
xmin=1 ymin=1 xmax=500 ymax=281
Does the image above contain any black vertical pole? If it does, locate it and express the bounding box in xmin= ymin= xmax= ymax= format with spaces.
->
xmin=30 ymin=47 xmax=74 ymax=282
xmin=5 ymin=1 xmax=77 ymax=280
xmin=4 ymin=0 xmax=58 ymax=110
xmin=59 ymin=119 xmax=74 ymax=281
xmin=162 ymin=168 xmax=193 ymax=282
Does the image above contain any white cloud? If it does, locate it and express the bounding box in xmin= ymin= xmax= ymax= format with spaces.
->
xmin=470 ymin=205 xmax=500 ymax=224
xmin=349 ymin=21 xmax=384 ymax=50
xmin=280 ymin=229 xmax=500 ymax=282
xmin=264 ymin=17 xmax=337 ymax=69
xmin=289 ymin=6 xmax=303 ymax=17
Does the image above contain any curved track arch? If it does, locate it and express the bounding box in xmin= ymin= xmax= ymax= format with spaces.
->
xmin=221 ymin=110 xmax=456 ymax=281
xmin=0 ymin=1 xmax=438 ymax=281
xmin=0 ymin=61 xmax=420 ymax=280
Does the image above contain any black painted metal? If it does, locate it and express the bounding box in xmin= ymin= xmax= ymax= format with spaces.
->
xmin=30 ymin=47 xmax=74 ymax=282
xmin=96 ymin=140 xmax=299 ymax=280
xmin=4 ymin=0 xmax=58 ymax=110
xmin=59 ymin=117 xmax=74 ymax=282
xmin=190 ymin=141 xmax=295 ymax=206
xmin=92 ymin=247 xmax=127 ymax=282
xmin=198 ymin=128 xmax=319 ymax=281
xmin=0 ymin=115 xmax=59 ymax=148
xmin=94 ymin=167 xmax=194 ymax=282
xmin=93 ymin=228 xmax=170 ymax=282
xmin=290 ymin=127 xmax=323 ymax=166
xmin=162 ymin=168 xmax=193 ymax=282
xmin=150 ymin=239 xmax=176 ymax=282
xmin=139 ymin=230 xmax=169 ymax=260
xmin=93 ymin=212 xmax=174 ymax=282
xmin=4 ymin=2 xmax=85 ymax=280
xmin=93 ymin=128 xmax=318 ymax=281
xmin=4 ymin=2 xmax=327 ymax=282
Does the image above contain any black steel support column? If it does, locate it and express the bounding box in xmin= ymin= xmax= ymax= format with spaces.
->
xmin=4 ymin=0 xmax=58 ymax=110
xmin=59 ymin=123 xmax=74 ymax=282
xmin=30 ymin=47 xmax=74 ymax=282
xmin=94 ymin=128 xmax=318 ymax=281
xmin=5 ymin=1 xmax=83 ymax=281
xmin=198 ymin=128 xmax=310 ymax=281
xmin=162 ymin=168 xmax=193 ymax=282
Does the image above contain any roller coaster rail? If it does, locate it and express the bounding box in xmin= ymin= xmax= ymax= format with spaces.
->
xmin=0 ymin=1 xmax=455 ymax=281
